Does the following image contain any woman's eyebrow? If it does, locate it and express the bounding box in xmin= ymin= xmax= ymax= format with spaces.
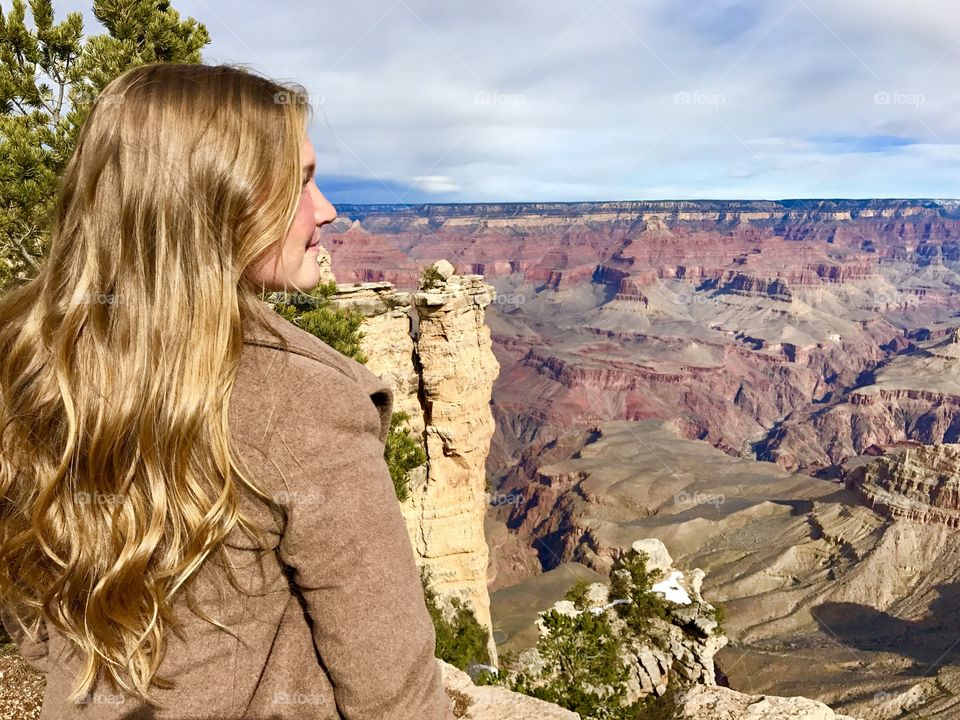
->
xmin=302 ymin=161 xmax=316 ymax=178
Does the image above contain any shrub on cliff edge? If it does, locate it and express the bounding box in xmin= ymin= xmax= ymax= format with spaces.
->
xmin=610 ymin=549 xmax=670 ymax=636
xmin=420 ymin=566 xmax=492 ymax=672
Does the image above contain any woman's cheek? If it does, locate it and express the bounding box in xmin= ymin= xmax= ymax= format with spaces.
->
xmin=298 ymin=191 xmax=315 ymax=231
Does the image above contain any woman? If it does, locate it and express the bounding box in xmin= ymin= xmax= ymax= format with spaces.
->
xmin=0 ymin=62 xmax=455 ymax=719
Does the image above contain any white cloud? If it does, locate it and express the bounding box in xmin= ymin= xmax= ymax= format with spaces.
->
xmin=47 ymin=0 xmax=960 ymax=201
xmin=410 ymin=175 xmax=460 ymax=193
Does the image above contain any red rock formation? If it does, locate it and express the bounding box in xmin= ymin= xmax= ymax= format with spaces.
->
xmin=326 ymin=200 xmax=960 ymax=293
xmin=325 ymin=200 xmax=960 ymax=479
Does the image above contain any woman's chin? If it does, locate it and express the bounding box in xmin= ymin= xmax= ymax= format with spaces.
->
xmin=293 ymin=262 xmax=323 ymax=292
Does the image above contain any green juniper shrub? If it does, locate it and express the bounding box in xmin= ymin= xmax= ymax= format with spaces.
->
xmin=385 ymin=411 xmax=426 ymax=502
xmin=420 ymin=566 xmax=491 ymax=671
xmin=507 ymin=607 xmax=632 ymax=720
xmin=710 ymin=601 xmax=727 ymax=636
xmin=564 ymin=578 xmax=593 ymax=611
xmin=270 ymin=282 xmax=367 ymax=363
xmin=419 ymin=265 xmax=446 ymax=290
xmin=609 ymin=550 xmax=670 ymax=636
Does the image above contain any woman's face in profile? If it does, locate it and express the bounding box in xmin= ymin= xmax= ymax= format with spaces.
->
xmin=246 ymin=135 xmax=337 ymax=292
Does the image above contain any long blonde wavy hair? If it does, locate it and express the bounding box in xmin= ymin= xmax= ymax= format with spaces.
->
xmin=0 ymin=62 xmax=315 ymax=705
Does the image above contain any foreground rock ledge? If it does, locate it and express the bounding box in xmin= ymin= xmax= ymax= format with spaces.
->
xmin=439 ymin=659 xmax=579 ymax=719
xmin=672 ymin=685 xmax=859 ymax=720
xmin=439 ymin=660 xmax=861 ymax=720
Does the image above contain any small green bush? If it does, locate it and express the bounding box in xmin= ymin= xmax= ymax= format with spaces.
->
xmin=419 ymin=265 xmax=446 ymax=290
xmin=384 ymin=411 xmax=426 ymax=502
xmin=564 ymin=578 xmax=593 ymax=611
xmin=609 ymin=550 xmax=669 ymax=636
xmin=710 ymin=601 xmax=727 ymax=636
xmin=507 ymin=608 xmax=632 ymax=720
xmin=271 ymin=282 xmax=367 ymax=363
xmin=421 ymin=566 xmax=491 ymax=671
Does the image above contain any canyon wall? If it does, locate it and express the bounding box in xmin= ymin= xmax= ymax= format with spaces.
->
xmin=323 ymin=199 xmax=960 ymax=290
xmin=761 ymin=328 xmax=960 ymax=471
xmin=846 ymin=444 xmax=960 ymax=527
xmin=323 ymin=198 xmax=960 ymax=481
xmin=329 ymin=260 xmax=501 ymax=665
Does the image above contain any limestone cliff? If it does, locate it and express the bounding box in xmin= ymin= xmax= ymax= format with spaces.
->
xmin=329 ymin=260 xmax=501 ymax=665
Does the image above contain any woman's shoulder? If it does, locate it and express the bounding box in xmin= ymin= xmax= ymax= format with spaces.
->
xmin=241 ymin=300 xmax=364 ymax=381
xmin=237 ymin=300 xmax=393 ymax=440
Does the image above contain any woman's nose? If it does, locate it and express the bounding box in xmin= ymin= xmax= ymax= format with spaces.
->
xmin=312 ymin=184 xmax=337 ymax=226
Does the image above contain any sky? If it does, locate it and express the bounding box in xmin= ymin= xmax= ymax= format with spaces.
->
xmin=52 ymin=0 xmax=960 ymax=203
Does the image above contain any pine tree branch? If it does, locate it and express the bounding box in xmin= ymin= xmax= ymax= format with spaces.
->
xmin=10 ymin=230 xmax=41 ymax=271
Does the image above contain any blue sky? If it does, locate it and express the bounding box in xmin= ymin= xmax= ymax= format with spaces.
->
xmin=55 ymin=0 xmax=960 ymax=203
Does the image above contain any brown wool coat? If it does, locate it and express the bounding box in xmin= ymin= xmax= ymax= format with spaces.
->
xmin=1 ymin=300 xmax=456 ymax=720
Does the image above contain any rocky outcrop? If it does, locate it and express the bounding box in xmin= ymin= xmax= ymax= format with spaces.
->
xmin=313 ymin=243 xmax=337 ymax=285
xmin=330 ymin=260 xmax=500 ymax=664
xmin=846 ymin=444 xmax=960 ymax=527
xmin=414 ymin=267 xmax=500 ymax=664
xmin=329 ymin=282 xmax=423 ymax=432
xmin=673 ymin=685 xmax=859 ymax=720
xmin=501 ymin=539 xmax=726 ymax=710
xmin=715 ymin=271 xmax=793 ymax=302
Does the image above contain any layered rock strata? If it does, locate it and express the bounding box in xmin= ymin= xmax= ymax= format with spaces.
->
xmin=846 ymin=444 xmax=960 ymax=527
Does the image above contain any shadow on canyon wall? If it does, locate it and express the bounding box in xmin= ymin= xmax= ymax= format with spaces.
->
xmin=813 ymin=583 xmax=960 ymax=675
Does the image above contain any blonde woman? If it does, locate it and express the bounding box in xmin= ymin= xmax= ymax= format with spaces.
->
xmin=0 ymin=62 xmax=454 ymax=719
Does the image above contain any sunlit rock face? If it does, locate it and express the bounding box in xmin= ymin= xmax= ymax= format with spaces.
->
xmin=330 ymin=262 xmax=500 ymax=664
